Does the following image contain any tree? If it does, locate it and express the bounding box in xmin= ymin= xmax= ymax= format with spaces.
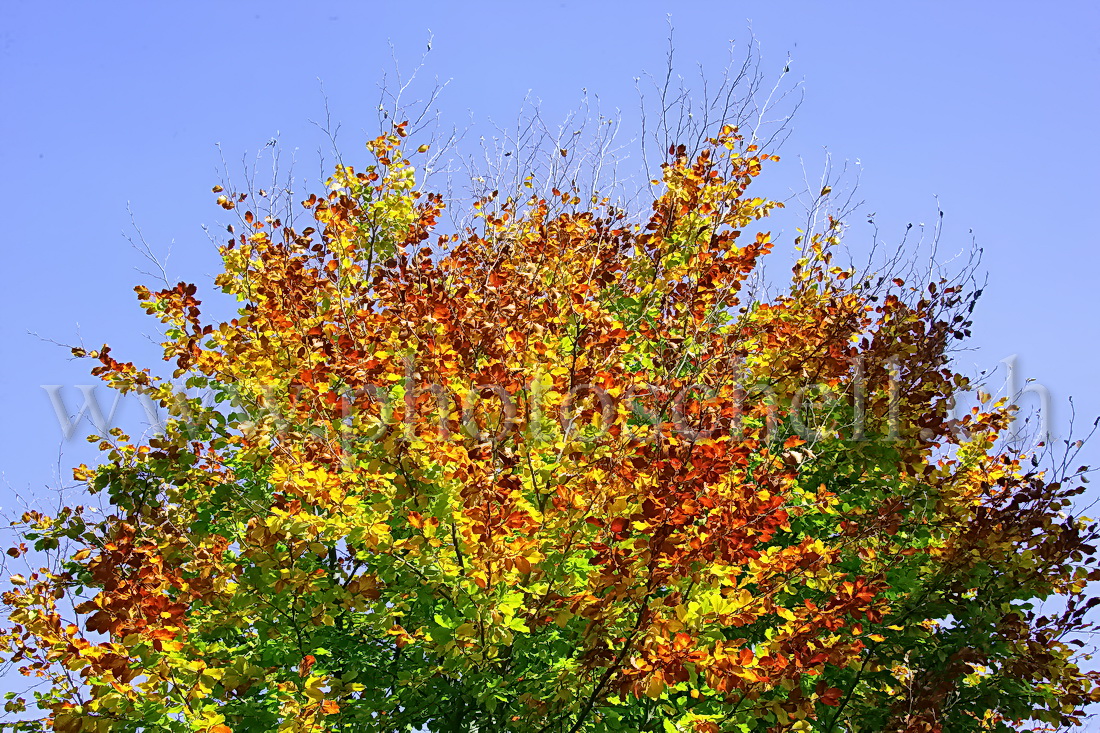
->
xmin=2 ymin=101 xmax=1099 ymax=733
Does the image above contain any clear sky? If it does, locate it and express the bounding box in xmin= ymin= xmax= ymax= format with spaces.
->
xmin=1 ymin=1 xmax=1098 ymax=556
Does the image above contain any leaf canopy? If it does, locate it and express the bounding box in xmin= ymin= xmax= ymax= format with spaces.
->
xmin=3 ymin=123 xmax=1098 ymax=733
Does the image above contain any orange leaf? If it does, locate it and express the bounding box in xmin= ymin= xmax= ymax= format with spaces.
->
xmin=299 ymin=654 xmax=316 ymax=678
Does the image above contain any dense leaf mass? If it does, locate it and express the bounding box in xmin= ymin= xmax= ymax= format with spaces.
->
xmin=3 ymin=124 xmax=1099 ymax=732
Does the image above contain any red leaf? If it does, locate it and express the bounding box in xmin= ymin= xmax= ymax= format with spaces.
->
xmin=819 ymin=686 xmax=843 ymax=706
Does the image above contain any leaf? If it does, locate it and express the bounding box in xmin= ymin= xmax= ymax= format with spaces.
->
xmin=298 ymin=654 xmax=316 ymax=678
xmin=645 ymin=673 xmax=664 ymax=699
xmin=818 ymin=687 xmax=843 ymax=706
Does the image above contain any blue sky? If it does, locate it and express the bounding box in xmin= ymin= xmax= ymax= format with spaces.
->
xmin=1 ymin=1 xmax=1098 ymax=530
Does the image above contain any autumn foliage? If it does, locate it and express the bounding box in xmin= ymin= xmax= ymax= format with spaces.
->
xmin=2 ymin=121 xmax=1099 ymax=733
